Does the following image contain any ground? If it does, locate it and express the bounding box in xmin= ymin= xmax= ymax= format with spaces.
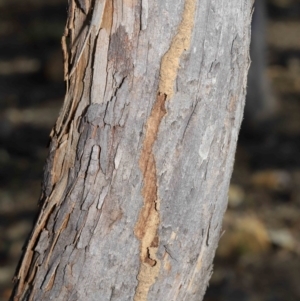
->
xmin=0 ymin=1 xmax=299 ymax=300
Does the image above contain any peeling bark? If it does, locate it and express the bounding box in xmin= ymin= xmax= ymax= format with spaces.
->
xmin=10 ymin=0 xmax=254 ymax=300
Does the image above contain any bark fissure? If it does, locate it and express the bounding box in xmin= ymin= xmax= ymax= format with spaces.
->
xmin=134 ymin=92 xmax=166 ymax=301
xmin=134 ymin=0 xmax=196 ymax=299
xmin=158 ymin=0 xmax=196 ymax=99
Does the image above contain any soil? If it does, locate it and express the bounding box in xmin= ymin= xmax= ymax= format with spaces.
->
xmin=0 ymin=1 xmax=299 ymax=300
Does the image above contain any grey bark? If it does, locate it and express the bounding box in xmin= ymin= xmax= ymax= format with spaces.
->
xmin=10 ymin=0 xmax=253 ymax=300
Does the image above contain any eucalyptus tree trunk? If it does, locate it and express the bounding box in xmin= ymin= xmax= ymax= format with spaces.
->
xmin=10 ymin=0 xmax=253 ymax=300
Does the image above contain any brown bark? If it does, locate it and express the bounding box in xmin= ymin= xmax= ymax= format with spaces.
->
xmin=10 ymin=0 xmax=254 ymax=300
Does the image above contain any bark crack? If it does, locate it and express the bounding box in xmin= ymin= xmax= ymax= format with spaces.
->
xmin=133 ymin=93 xmax=166 ymax=301
xmin=134 ymin=0 xmax=196 ymax=300
xmin=158 ymin=0 xmax=196 ymax=99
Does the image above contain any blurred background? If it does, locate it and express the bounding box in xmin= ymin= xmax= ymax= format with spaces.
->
xmin=0 ymin=0 xmax=299 ymax=300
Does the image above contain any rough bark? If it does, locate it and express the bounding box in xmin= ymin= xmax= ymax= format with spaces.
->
xmin=10 ymin=0 xmax=253 ymax=300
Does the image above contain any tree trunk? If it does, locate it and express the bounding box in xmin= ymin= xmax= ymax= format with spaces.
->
xmin=10 ymin=0 xmax=253 ymax=300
